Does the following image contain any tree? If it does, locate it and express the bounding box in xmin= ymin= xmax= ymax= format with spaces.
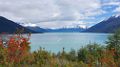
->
xmin=78 ymin=47 xmax=88 ymax=63
xmin=67 ymin=49 xmax=77 ymax=61
xmin=106 ymin=29 xmax=120 ymax=60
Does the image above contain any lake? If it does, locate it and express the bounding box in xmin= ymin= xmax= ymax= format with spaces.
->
xmin=30 ymin=33 xmax=111 ymax=53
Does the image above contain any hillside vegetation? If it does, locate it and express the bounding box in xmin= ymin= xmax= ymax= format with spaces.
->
xmin=0 ymin=30 xmax=120 ymax=67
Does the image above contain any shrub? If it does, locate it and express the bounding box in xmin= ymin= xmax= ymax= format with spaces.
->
xmin=0 ymin=33 xmax=31 ymax=65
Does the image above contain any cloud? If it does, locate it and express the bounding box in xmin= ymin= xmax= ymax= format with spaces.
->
xmin=102 ymin=1 xmax=120 ymax=6
xmin=0 ymin=0 xmax=59 ymax=22
xmin=114 ymin=6 xmax=120 ymax=12
xmin=0 ymin=0 xmax=119 ymax=28
xmin=54 ymin=0 xmax=104 ymax=20
xmin=22 ymin=23 xmax=37 ymax=27
xmin=37 ymin=20 xmax=95 ymax=29
xmin=101 ymin=0 xmax=120 ymax=13
xmin=0 ymin=0 xmax=103 ymax=21
xmin=114 ymin=5 xmax=120 ymax=13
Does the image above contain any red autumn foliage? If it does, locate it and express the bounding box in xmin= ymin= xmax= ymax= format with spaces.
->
xmin=0 ymin=33 xmax=31 ymax=63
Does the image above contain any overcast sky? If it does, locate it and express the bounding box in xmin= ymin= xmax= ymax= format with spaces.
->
xmin=0 ymin=0 xmax=120 ymax=28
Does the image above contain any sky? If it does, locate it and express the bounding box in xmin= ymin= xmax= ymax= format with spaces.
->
xmin=0 ymin=0 xmax=120 ymax=29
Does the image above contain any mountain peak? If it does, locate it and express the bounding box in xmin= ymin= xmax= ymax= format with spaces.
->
xmin=114 ymin=14 xmax=120 ymax=18
xmin=112 ymin=14 xmax=120 ymax=18
xmin=0 ymin=16 xmax=7 ymax=20
xmin=103 ymin=14 xmax=120 ymax=22
xmin=85 ymin=14 xmax=120 ymax=33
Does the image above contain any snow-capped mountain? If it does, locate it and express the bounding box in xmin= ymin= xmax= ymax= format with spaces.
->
xmin=21 ymin=22 xmax=87 ymax=32
xmin=85 ymin=14 xmax=120 ymax=33
xmin=45 ymin=25 xmax=87 ymax=32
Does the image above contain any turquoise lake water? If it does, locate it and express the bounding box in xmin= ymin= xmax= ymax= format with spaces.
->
xmin=30 ymin=33 xmax=111 ymax=53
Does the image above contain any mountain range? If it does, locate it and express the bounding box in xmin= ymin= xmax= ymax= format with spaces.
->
xmin=29 ymin=14 xmax=120 ymax=33
xmin=25 ymin=26 xmax=85 ymax=33
xmin=44 ymin=27 xmax=85 ymax=32
xmin=26 ymin=26 xmax=45 ymax=33
xmin=85 ymin=14 xmax=120 ymax=33
xmin=0 ymin=14 xmax=120 ymax=33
